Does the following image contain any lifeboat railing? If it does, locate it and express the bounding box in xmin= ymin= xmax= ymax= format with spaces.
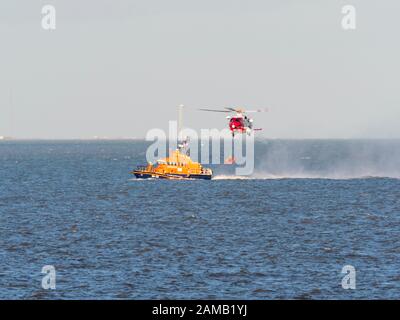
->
xmin=201 ymin=168 xmax=213 ymax=175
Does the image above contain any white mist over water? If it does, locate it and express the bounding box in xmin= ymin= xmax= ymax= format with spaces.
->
xmin=214 ymin=140 xmax=400 ymax=180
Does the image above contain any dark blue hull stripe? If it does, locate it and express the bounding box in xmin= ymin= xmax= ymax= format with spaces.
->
xmin=133 ymin=172 xmax=212 ymax=180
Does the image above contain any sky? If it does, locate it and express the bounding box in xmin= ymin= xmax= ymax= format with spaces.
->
xmin=0 ymin=0 xmax=399 ymax=139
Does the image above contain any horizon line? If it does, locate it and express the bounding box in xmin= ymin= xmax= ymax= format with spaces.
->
xmin=2 ymin=137 xmax=400 ymax=141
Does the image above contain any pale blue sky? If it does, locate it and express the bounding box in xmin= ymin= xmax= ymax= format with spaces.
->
xmin=0 ymin=0 xmax=399 ymax=139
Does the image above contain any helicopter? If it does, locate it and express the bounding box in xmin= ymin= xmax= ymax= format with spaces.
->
xmin=198 ymin=107 xmax=268 ymax=137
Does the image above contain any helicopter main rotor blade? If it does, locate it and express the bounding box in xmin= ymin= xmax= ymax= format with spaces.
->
xmin=243 ymin=108 xmax=269 ymax=113
xmin=224 ymin=107 xmax=237 ymax=112
xmin=197 ymin=106 xmax=269 ymax=113
xmin=198 ymin=108 xmax=231 ymax=113
xmin=224 ymin=107 xmax=269 ymax=113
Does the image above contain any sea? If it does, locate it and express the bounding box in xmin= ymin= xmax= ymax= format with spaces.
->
xmin=1 ymin=139 xmax=400 ymax=299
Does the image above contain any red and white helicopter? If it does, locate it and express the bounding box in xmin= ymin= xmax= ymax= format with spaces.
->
xmin=198 ymin=107 xmax=268 ymax=137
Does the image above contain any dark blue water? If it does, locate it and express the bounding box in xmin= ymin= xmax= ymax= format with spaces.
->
xmin=1 ymin=140 xmax=400 ymax=299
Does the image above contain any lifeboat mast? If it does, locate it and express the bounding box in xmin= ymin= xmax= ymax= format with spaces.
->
xmin=177 ymin=104 xmax=190 ymax=156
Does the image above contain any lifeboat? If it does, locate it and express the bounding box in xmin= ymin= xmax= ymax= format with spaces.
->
xmin=131 ymin=149 xmax=212 ymax=180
